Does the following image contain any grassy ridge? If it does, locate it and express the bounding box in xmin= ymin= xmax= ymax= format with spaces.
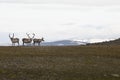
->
xmin=0 ymin=46 xmax=120 ymax=80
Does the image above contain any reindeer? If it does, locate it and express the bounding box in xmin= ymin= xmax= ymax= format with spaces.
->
xmin=9 ymin=33 xmax=19 ymax=46
xmin=33 ymin=37 xmax=44 ymax=46
xmin=22 ymin=33 xmax=35 ymax=46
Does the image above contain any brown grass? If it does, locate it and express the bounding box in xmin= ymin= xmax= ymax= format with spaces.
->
xmin=0 ymin=45 xmax=120 ymax=80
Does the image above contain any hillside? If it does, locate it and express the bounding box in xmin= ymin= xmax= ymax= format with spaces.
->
xmin=87 ymin=38 xmax=120 ymax=45
xmin=0 ymin=46 xmax=120 ymax=80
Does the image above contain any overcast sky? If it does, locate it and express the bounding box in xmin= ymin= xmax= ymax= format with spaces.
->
xmin=0 ymin=0 xmax=120 ymax=44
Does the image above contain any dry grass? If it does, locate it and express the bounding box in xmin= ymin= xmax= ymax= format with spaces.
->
xmin=0 ymin=45 xmax=120 ymax=80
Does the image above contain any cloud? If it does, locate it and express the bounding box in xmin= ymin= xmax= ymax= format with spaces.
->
xmin=0 ymin=3 xmax=120 ymax=43
xmin=0 ymin=0 xmax=120 ymax=6
xmin=61 ymin=22 xmax=76 ymax=26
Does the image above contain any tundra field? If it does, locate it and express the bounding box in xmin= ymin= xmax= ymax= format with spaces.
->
xmin=0 ymin=46 xmax=120 ymax=80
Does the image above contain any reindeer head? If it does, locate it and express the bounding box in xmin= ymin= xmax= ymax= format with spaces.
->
xmin=41 ymin=37 xmax=44 ymax=41
xmin=9 ymin=33 xmax=14 ymax=39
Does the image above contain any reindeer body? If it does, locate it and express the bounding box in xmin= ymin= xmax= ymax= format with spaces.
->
xmin=33 ymin=38 xmax=44 ymax=46
xmin=22 ymin=33 xmax=35 ymax=46
xmin=22 ymin=38 xmax=32 ymax=45
xmin=9 ymin=33 xmax=19 ymax=46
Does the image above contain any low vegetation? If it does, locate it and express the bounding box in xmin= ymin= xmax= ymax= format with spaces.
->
xmin=0 ymin=45 xmax=120 ymax=80
xmin=87 ymin=38 xmax=120 ymax=45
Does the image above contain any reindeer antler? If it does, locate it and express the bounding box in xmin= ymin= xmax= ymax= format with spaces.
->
xmin=26 ymin=33 xmax=30 ymax=38
xmin=13 ymin=33 xmax=14 ymax=38
xmin=9 ymin=34 xmax=11 ymax=38
xmin=9 ymin=33 xmax=14 ymax=38
xmin=32 ymin=33 xmax=35 ymax=39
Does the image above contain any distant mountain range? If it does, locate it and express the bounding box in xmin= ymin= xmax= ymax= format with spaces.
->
xmin=1 ymin=38 xmax=120 ymax=46
xmin=41 ymin=40 xmax=87 ymax=46
xmin=87 ymin=38 xmax=120 ymax=45
xmin=42 ymin=38 xmax=120 ymax=46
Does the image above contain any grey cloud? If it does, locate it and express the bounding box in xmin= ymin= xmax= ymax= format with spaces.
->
xmin=77 ymin=25 xmax=105 ymax=30
xmin=61 ymin=22 xmax=76 ymax=26
xmin=0 ymin=0 xmax=120 ymax=6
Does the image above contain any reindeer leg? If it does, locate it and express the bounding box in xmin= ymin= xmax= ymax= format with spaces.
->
xmin=33 ymin=42 xmax=35 ymax=46
xmin=18 ymin=42 xmax=19 ymax=46
xmin=38 ymin=42 xmax=40 ymax=46
xmin=23 ymin=42 xmax=24 ymax=46
xmin=33 ymin=41 xmax=35 ymax=46
xmin=12 ymin=43 xmax=13 ymax=46
xmin=13 ymin=43 xmax=14 ymax=46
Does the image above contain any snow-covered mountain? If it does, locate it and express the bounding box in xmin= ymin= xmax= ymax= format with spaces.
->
xmin=41 ymin=40 xmax=87 ymax=46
